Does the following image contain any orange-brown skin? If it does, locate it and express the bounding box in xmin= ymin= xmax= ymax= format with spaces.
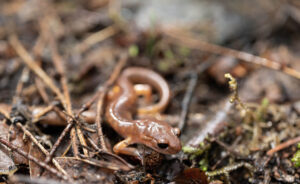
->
xmin=105 ymin=67 xmax=181 ymax=160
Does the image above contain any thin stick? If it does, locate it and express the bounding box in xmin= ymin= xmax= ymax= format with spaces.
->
xmin=44 ymin=123 xmax=73 ymax=163
xmin=16 ymin=123 xmax=49 ymax=156
xmin=95 ymin=92 xmax=107 ymax=150
xmin=186 ymin=100 xmax=232 ymax=147
xmin=13 ymin=67 xmax=30 ymax=104
xmin=50 ymin=38 xmax=70 ymax=112
xmin=178 ymin=72 xmax=198 ymax=131
xmin=267 ymin=136 xmax=300 ymax=156
xmin=34 ymin=75 xmax=50 ymax=103
xmin=70 ymin=128 xmax=79 ymax=157
xmin=76 ymin=53 xmax=127 ymax=117
xmin=77 ymin=93 xmax=100 ymax=116
xmin=32 ymin=104 xmax=55 ymax=123
xmin=0 ymin=138 xmax=70 ymax=181
xmin=164 ymin=29 xmax=300 ymax=80
xmin=95 ymin=54 xmax=127 ymax=150
xmin=9 ymin=35 xmax=65 ymax=104
xmin=75 ymin=25 xmax=118 ymax=53
xmin=32 ymin=22 xmax=51 ymax=103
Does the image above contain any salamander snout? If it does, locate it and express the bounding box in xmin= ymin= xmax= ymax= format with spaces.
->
xmin=154 ymin=127 xmax=182 ymax=154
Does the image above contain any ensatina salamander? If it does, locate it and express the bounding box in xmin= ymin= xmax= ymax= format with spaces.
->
xmin=105 ymin=67 xmax=181 ymax=160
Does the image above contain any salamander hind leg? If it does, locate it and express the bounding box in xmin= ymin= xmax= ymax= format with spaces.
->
xmin=113 ymin=137 xmax=144 ymax=163
xmin=134 ymin=84 xmax=152 ymax=104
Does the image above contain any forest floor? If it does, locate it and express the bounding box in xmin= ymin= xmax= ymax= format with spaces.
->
xmin=0 ymin=0 xmax=300 ymax=184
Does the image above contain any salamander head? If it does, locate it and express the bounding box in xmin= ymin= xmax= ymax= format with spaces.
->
xmin=137 ymin=119 xmax=182 ymax=154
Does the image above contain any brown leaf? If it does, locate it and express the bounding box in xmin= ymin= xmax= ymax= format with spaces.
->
xmin=29 ymin=144 xmax=45 ymax=178
xmin=0 ymin=148 xmax=17 ymax=175
xmin=174 ymin=168 xmax=208 ymax=184
xmin=0 ymin=120 xmax=30 ymax=165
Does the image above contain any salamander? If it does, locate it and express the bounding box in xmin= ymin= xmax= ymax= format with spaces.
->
xmin=105 ymin=67 xmax=181 ymax=160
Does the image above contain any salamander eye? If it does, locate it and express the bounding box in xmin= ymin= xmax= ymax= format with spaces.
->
xmin=157 ymin=143 xmax=169 ymax=149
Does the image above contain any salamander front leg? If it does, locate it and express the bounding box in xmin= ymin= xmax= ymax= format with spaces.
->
xmin=113 ymin=137 xmax=144 ymax=163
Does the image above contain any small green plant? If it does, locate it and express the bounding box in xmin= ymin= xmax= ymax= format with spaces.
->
xmin=225 ymin=73 xmax=252 ymax=123
xmin=128 ymin=44 xmax=139 ymax=57
xmin=292 ymin=143 xmax=300 ymax=167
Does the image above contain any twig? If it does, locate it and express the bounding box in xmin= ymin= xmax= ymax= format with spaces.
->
xmin=70 ymin=128 xmax=79 ymax=157
xmin=77 ymin=94 xmax=100 ymax=116
xmin=178 ymin=72 xmax=198 ymax=131
xmin=16 ymin=122 xmax=49 ymax=156
xmin=50 ymin=38 xmax=70 ymax=112
xmin=75 ymin=25 xmax=118 ymax=53
xmin=76 ymin=53 xmax=127 ymax=117
xmin=267 ymin=136 xmax=300 ymax=156
xmin=32 ymin=104 xmax=55 ymax=123
xmin=187 ymin=100 xmax=232 ymax=147
xmin=95 ymin=54 xmax=127 ymax=150
xmin=164 ymin=29 xmax=300 ymax=80
xmin=0 ymin=138 xmax=70 ymax=181
xmin=32 ymin=22 xmax=51 ymax=103
xmin=13 ymin=67 xmax=30 ymax=104
xmin=44 ymin=123 xmax=73 ymax=163
xmin=35 ymin=77 xmax=50 ymax=103
xmin=50 ymin=36 xmax=89 ymax=156
xmin=177 ymin=58 xmax=216 ymax=131
xmin=95 ymin=92 xmax=107 ymax=150
xmin=9 ymin=35 xmax=65 ymax=105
